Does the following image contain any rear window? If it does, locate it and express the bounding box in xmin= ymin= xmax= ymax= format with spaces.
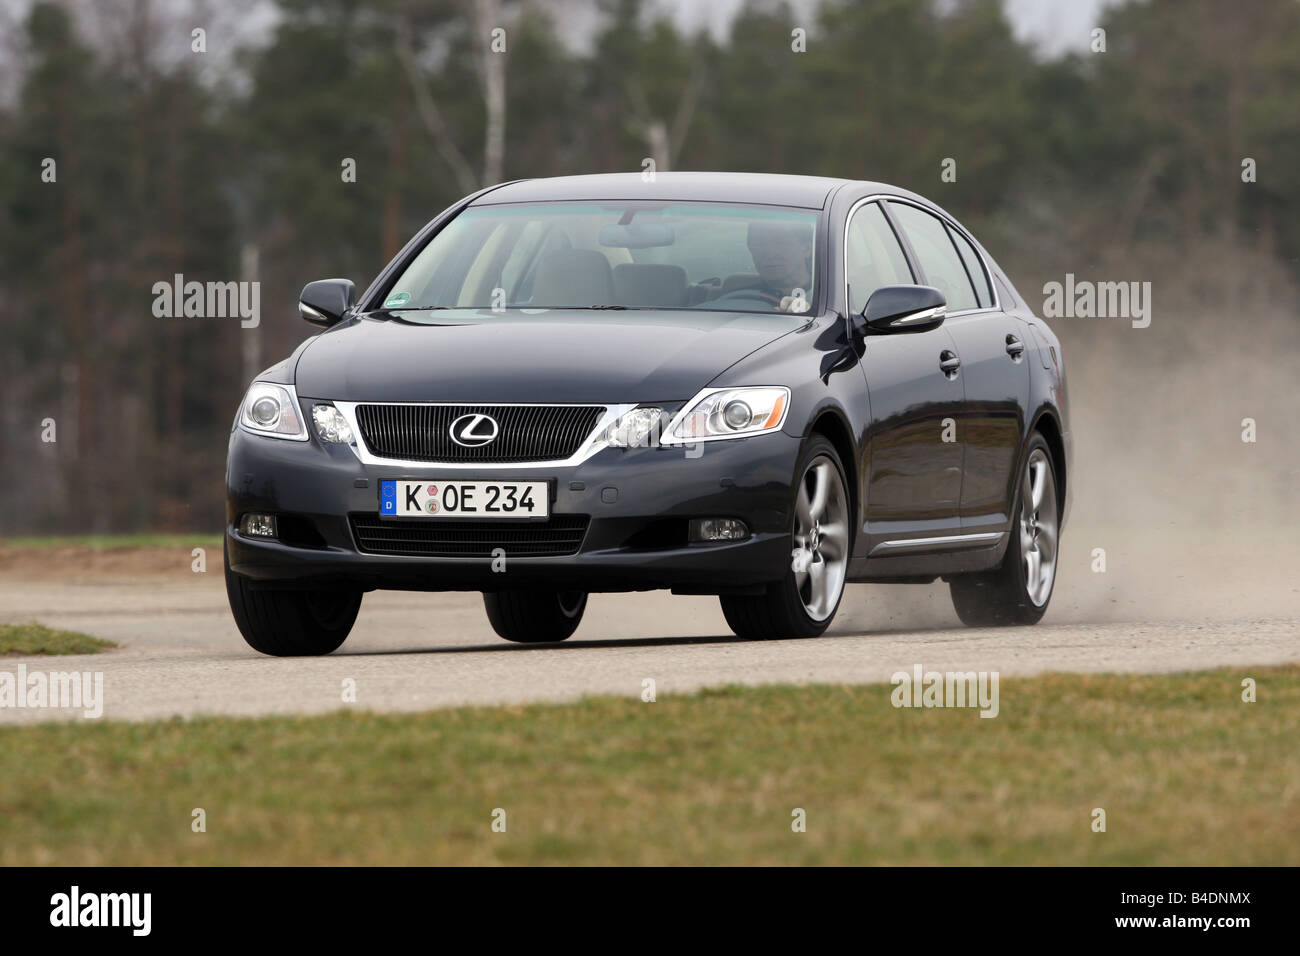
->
xmin=946 ymin=225 xmax=993 ymax=309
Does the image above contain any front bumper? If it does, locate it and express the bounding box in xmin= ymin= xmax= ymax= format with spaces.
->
xmin=225 ymin=426 xmax=801 ymax=593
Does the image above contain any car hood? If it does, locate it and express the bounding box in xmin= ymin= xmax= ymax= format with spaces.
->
xmin=293 ymin=309 xmax=802 ymax=403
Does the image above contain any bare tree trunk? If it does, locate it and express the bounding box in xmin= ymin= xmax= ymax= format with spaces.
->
xmin=240 ymin=243 xmax=261 ymax=386
xmin=627 ymin=57 xmax=705 ymax=174
xmin=667 ymin=57 xmax=704 ymax=169
xmin=475 ymin=0 xmax=507 ymax=185
xmin=397 ymin=1 xmax=511 ymax=190
xmin=383 ymin=91 xmax=409 ymax=258
xmin=645 ymin=118 xmax=670 ymax=172
xmin=395 ymin=18 xmax=479 ymax=194
xmin=61 ymin=185 xmax=89 ymax=467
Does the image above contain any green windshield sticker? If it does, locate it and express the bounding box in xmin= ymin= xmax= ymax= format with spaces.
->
xmin=383 ymin=291 xmax=411 ymax=308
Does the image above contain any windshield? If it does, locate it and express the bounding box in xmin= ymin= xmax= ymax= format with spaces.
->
xmin=378 ymin=201 xmax=820 ymax=315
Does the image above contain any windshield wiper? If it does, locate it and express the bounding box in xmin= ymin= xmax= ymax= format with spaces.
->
xmin=381 ymin=304 xmax=658 ymax=312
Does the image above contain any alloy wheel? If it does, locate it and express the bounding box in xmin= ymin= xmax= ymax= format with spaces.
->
xmin=1020 ymin=448 xmax=1058 ymax=607
xmin=792 ymin=456 xmax=849 ymax=621
xmin=557 ymin=590 xmax=587 ymax=619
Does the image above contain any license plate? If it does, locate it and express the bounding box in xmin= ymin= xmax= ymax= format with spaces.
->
xmin=379 ymin=480 xmax=549 ymax=519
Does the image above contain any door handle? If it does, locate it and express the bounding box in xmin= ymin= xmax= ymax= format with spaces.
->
xmin=1005 ymin=334 xmax=1025 ymax=359
xmin=939 ymin=350 xmax=961 ymax=379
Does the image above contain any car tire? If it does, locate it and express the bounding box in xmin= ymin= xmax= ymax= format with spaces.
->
xmin=948 ymin=432 xmax=1060 ymax=627
xmin=484 ymin=589 xmax=587 ymax=643
xmin=719 ymin=435 xmax=851 ymax=640
xmin=224 ymin=542 xmax=361 ymax=656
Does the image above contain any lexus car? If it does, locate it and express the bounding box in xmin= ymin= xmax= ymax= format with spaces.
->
xmin=225 ymin=172 xmax=1070 ymax=655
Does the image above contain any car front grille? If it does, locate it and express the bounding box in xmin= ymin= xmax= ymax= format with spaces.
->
xmin=354 ymin=404 xmax=606 ymax=463
xmin=349 ymin=514 xmax=590 ymax=557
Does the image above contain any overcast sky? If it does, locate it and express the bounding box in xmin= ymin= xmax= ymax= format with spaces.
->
xmin=0 ymin=0 xmax=1127 ymax=70
xmin=661 ymin=0 xmax=1122 ymax=57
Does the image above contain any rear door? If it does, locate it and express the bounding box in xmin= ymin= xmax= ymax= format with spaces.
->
xmin=886 ymin=201 xmax=1029 ymax=536
xmin=847 ymin=200 xmax=965 ymax=549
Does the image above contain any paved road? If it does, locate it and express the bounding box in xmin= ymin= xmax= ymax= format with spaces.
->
xmin=2 ymin=523 xmax=1297 ymax=723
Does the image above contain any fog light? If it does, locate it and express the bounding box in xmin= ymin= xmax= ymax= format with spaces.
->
xmin=689 ymin=518 xmax=749 ymax=542
xmin=240 ymin=513 xmax=278 ymax=538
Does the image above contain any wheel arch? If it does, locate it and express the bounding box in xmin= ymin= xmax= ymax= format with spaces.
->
xmin=1028 ymin=408 xmax=1067 ymax=522
xmin=806 ymin=407 xmax=859 ymax=542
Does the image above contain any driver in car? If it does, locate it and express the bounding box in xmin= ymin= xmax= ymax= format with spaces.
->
xmin=746 ymin=221 xmax=814 ymax=313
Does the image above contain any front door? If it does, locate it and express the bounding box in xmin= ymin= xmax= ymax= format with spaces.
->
xmin=846 ymin=200 xmax=965 ymax=550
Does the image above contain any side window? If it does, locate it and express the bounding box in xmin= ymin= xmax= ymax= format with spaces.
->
xmin=946 ymin=224 xmax=992 ymax=309
xmin=887 ymin=202 xmax=979 ymax=313
xmin=845 ymin=201 xmax=914 ymax=314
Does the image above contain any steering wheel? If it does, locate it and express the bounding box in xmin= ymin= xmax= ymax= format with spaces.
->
xmin=709 ymin=286 xmax=780 ymax=307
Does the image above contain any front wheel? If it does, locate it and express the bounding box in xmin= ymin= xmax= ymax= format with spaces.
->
xmin=948 ymin=433 xmax=1060 ymax=626
xmin=225 ymin=544 xmax=361 ymax=656
xmin=720 ymin=435 xmax=850 ymax=640
xmin=483 ymin=589 xmax=587 ymax=643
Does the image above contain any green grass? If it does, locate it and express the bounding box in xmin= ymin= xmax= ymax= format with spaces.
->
xmin=0 ymin=667 xmax=1295 ymax=865
xmin=0 ymin=623 xmax=117 ymax=656
xmin=0 ymin=533 xmax=222 ymax=550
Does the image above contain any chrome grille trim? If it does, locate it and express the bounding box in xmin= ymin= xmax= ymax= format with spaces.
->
xmin=354 ymin=403 xmax=604 ymax=463
xmin=331 ymin=401 xmax=636 ymax=469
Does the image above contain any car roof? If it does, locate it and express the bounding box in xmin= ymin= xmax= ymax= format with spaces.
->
xmin=471 ymin=172 xmax=901 ymax=209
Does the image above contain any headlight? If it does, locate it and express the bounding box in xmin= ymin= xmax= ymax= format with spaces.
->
xmin=238 ymin=382 xmax=308 ymax=441
xmin=603 ymin=407 xmax=663 ymax=448
xmin=662 ymin=386 xmax=789 ymax=443
xmin=312 ymin=403 xmax=355 ymax=444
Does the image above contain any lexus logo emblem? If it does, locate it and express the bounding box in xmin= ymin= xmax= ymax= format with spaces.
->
xmin=449 ymin=413 xmax=500 ymax=447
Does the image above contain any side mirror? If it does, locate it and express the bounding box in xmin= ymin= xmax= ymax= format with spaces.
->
xmin=860 ymin=285 xmax=947 ymax=334
xmin=299 ymin=279 xmax=355 ymax=326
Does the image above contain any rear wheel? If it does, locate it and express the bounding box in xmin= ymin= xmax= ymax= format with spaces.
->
xmin=224 ymin=544 xmax=361 ymax=656
xmin=484 ymin=589 xmax=587 ymax=643
xmin=719 ymin=436 xmax=850 ymax=640
xmin=949 ymin=434 xmax=1059 ymax=626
